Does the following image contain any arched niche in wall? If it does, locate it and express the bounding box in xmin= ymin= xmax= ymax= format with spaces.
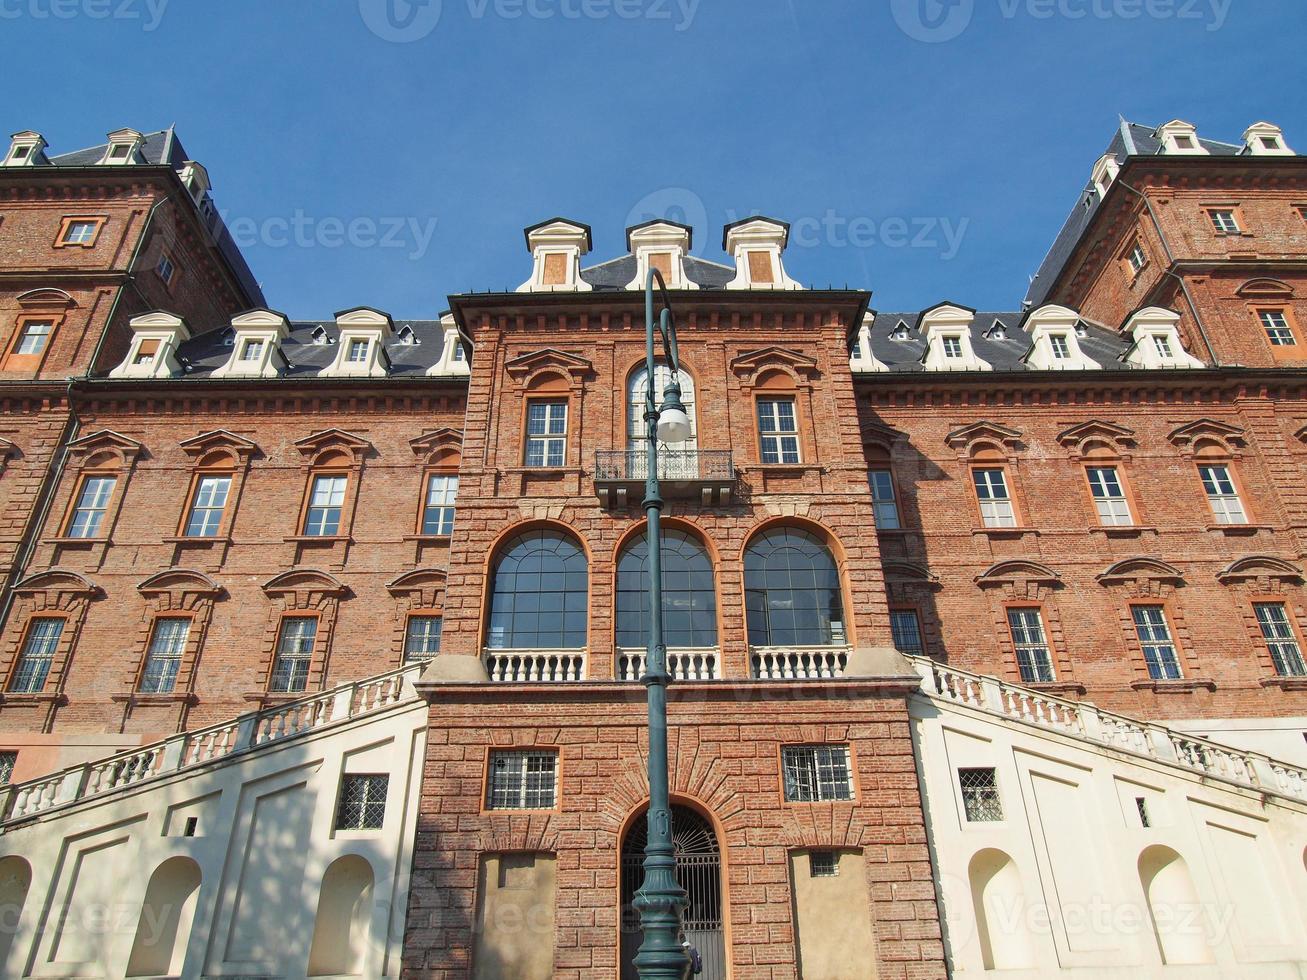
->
xmin=308 ymin=854 xmax=375 ymax=977
xmin=1138 ymin=845 xmax=1212 ymax=965
xmin=126 ymin=856 xmax=201 ymax=977
xmin=0 ymin=855 xmax=32 ymax=969
xmin=968 ymin=848 xmax=1036 ymax=971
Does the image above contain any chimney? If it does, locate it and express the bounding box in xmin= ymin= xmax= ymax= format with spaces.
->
xmin=518 ymin=218 xmax=593 ymax=292
xmin=3 ymin=131 xmax=49 ymax=167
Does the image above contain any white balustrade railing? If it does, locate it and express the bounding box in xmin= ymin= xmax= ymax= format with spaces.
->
xmin=910 ymin=654 xmax=1307 ymax=805
xmin=483 ymin=649 xmax=586 ymax=682
xmin=617 ymin=649 xmax=720 ymax=681
xmin=0 ymin=664 xmax=422 ymax=827
xmin=750 ymin=646 xmax=849 ymax=680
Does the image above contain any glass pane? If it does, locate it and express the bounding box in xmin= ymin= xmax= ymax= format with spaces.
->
xmin=487 ymin=530 xmax=587 ymax=649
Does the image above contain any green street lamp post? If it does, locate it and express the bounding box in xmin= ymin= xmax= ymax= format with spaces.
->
xmin=631 ymin=267 xmax=693 ymax=979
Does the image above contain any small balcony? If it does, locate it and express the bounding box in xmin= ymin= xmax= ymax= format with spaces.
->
xmin=594 ymin=450 xmax=735 ymax=508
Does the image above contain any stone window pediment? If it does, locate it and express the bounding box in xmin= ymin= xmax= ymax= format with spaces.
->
xmin=1056 ymin=420 xmax=1136 ymax=459
xmin=945 ymin=421 xmax=1022 ymax=460
xmin=1216 ymin=555 xmax=1303 ymax=587
xmin=1096 ymin=558 xmax=1185 ymax=589
xmin=1167 ymin=419 xmax=1246 ymax=457
xmin=66 ymin=429 xmax=145 ymax=466
xmin=504 ymin=348 xmax=594 ymax=388
xmin=730 ymin=347 xmax=819 ymax=388
xmin=293 ymin=429 xmax=372 ymax=468
xmin=263 ymin=568 xmax=349 ymax=602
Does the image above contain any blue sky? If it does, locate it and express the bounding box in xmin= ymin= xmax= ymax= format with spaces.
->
xmin=8 ymin=0 xmax=1305 ymax=317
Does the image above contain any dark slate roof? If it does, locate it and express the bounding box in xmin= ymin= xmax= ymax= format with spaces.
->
xmin=862 ymin=311 xmax=1129 ymax=373
xmin=1024 ymin=121 xmax=1260 ymax=309
xmin=174 ymin=319 xmax=450 ymax=380
xmin=45 ymin=129 xmax=264 ymax=308
xmin=580 ymin=254 xmax=736 ymax=290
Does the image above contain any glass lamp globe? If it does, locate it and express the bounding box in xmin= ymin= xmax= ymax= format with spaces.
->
xmin=656 ymin=406 xmax=693 ymax=444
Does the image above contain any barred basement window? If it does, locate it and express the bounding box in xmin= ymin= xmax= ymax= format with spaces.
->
xmin=335 ymin=774 xmax=388 ymax=830
xmin=959 ymin=767 xmax=1003 ymax=822
xmin=782 ymin=745 xmax=853 ymax=803
xmin=487 ymin=750 xmax=557 ymax=810
xmin=809 ymin=851 xmax=839 ymax=877
xmin=0 ymin=752 xmax=15 ymax=786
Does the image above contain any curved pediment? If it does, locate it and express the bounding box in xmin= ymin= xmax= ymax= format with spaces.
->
xmin=1096 ymin=557 xmax=1185 ymax=586
xmin=976 ymin=560 xmax=1061 ymax=588
xmin=882 ymin=560 xmax=939 ymax=584
xmin=1216 ymin=555 xmax=1304 ymax=585
xmin=262 ymin=568 xmax=349 ymax=597
xmin=16 ymin=287 xmax=76 ymax=309
xmin=138 ymin=568 xmax=223 ymax=597
xmin=1235 ymin=277 xmax=1293 ymax=299
xmin=13 ymin=569 xmax=99 ymax=598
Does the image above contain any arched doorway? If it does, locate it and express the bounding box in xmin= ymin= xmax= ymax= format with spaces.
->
xmin=621 ymin=805 xmax=725 ymax=980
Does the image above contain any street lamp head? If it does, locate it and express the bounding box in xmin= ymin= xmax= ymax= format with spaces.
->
xmin=656 ymin=383 xmax=692 ymax=444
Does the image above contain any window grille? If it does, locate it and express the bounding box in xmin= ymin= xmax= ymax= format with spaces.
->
xmin=10 ymin=618 xmax=63 ymax=693
xmin=809 ymin=851 xmax=839 ymax=877
xmin=487 ymin=750 xmax=558 ymax=810
xmin=335 ymin=774 xmax=388 ymax=830
xmin=959 ymin=768 xmax=1003 ymax=822
xmin=0 ymin=752 xmax=15 ymax=786
xmin=890 ymin=609 xmax=924 ymax=657
xmin=271 ymin=617 xmax=317 ymax=692
xmin=782 ymin=745 xmax=853 ymax=803
xmin=1007 ymin=608 xmax=1055 ymax=683
xmin=1132 ymin=606 xmax=1183 ymax=680
xmin=404 ymin=616 xmax=443 ymax=661
xmin=1254 ymin=603 xmax=1307 ymax=677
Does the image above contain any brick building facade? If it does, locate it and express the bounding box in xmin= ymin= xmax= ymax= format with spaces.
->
xmin=0 ymin=119 xmax=1303 ymax=979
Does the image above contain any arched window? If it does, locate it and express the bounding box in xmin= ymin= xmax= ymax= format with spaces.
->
xmin=744 ymin=527 xmax=845 ymax=647
xmin=628 ymin=364 xmax=697 ymax=476
xmin=616 ymin=529 xmax=717 ymax=649
xmin=487 ymin=529 xmax=588 ymax=650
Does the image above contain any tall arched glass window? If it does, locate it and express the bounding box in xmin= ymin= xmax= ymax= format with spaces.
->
xmin=744 ymin=527 xmax=845 ymax=647
xmin=616 ymin=530 xmax=717 ymax=649
xmin=628 ymin=365 xmax=697 ymax=478
xmin=487 ymin=529 xmax=588 ymax=649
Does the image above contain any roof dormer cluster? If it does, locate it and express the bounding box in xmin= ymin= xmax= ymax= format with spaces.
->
xmin=516 ymin=215 xmax=804 ymax=293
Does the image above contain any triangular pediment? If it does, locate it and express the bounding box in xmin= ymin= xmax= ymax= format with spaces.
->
xmin=293 ymin=428 xmax=373 ymax=459
xmin=504 ymin=348 xmax=594 ymax=381
xmin=179 ymin=429 xmax=258 ymax=460
xmin=729 ymin=346 xmax=819 ymax=380
xmin=1055 ymin=420 xmax=1136 ymax=451
xmin=66 ymin=429 xmax=144 ymax=462
xmin=944 ymin=421 xmax=1022 ymax=451
xmin=409 ymin=428 xmax=463 ymax=456
xmin=1167 ymin=418 xmax=1246 ymax=449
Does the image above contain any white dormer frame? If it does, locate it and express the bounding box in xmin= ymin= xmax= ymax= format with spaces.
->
xmin=723 ymin=218 xmax=803 ymax=291
xmin=919 ymin=304 xmax=991 ymax=372
xmin=849 ymin=313 xmax=888 ymax=373
xmin=427 ymin=314 xmax=471 ymax=377
xmin=108 ymin=311 xmax=191 ymax=380
xmin=1091 ymin=153 xmax=1121 ymax=197
xmin=178 ymin=160 xmax=211 ymax=202
xmin=518 ymin=220 xmax=593 ymax=293
xmin=210 ymin=309 xmax=291 ymax=379
xmin=1023 ymin=305 xmax=1101 ymax=371
xmin=100 ymin=129 xmax=145 ymax=165
xmin=4 ymin=131 xmax=49 ymax=167
xmin=1122 ymin=307 xmax=1206 ymax=370
xmin=1155 ymin=120 xmax=1208 ymax=156
xmin=321 ymin=308 xmax=394 ymax=379
xmin=625 ymin=222 xmax=695 ymax=290
xmin=1243 ymin=122 xmax=1294 ymax=157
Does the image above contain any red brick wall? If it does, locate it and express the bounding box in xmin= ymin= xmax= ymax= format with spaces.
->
xmin=404 ymin=682 xmax=945 ymax=980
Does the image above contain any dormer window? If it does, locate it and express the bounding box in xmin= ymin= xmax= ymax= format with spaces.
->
xmin=99 ymin=129 xmax=143 ymax=166
xmin=890 ymin=322 xmax=912 ymax=341
xmin=453 ymin=343 xmax=466 ymax=362
xmin=396 ymin=325 xmax=418 ymax=345
xmin=985 ymin=322 xmax=1007 ymax=341
xmin=724 ymin=216 xmax=801 ymax=291
xmin=942 ymin=336 xmax=963 ymax=358
xmin=1262 ymin=136 xmax=1281 ymax=150
xmin=518 ymin=218 xmax=593 ymax=293
xmin=4 ymin=132 xmax=49 ymax=167
xmin=240 ymin=340 xmax=264 ymax=362
xmin=319 ymin=307 xmax=393 ymax=378
xmin=310 ymin=326 xmax=331 ymax=345
xmin=1244 ymin=122 xmax=1293 ymax=156
xmin=133 ymin=340 xmax=159 ymax=365
xmin=11 ymin=146 xmax=30 ymax=162
xmin=1049 ymin=334 xmax=1070 ymax=359
xmin=1156 ymin=120 xmax=1208 ymax=156
xmin=108 ymin=144 xmax=130 ymax=161
xmin=1074 ymin=322 xmax=1088 ymax=338
xmin=1154 ymin=336 xmax=1173 ymax=358
xmin=625 ymin=220 xmax=695 ymax=291
xmin=1174 ymin=135 xmax=1194 ymax=150
xmin=347 ymin=339 xmax=370 ymax=363
xmin=108 ymin=311 xmax=191 ymax=380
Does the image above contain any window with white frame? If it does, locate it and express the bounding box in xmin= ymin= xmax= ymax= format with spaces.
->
xmin=9 ymin=618 xmax=62 ymax=693
xmin=404 ymin=616 xmax=443 ymax=661
xmin=132 ymin=339 xmax=160 ymax=365
xmin=346 ymin=339 xmax=369 ymax=363
xmin=487 ymin=750 xmax=558 ymax=809
xmin=239 ymin=339 xmax=264 ymax=362
xmin=1007 ymin=608 xmax=1055 ymax=683
xmin=1259 ymin=310 xmax=1295 ymax=346
xmin=1254 ymin=603 xmax=1307 ymax=677
xmin=525 ymin=400 xmax=568 ymax=467
xmin=13 ymin=320 xmax=53 ymax=356
xmin=757 ymin=398 xmax=800 ymax=464
xmin=66 ymin=475 xmax=116 ymax=538
xmin=869 ymin=469 xmax=900 ymax=529
xmin=972 ymin=468 xmax=1016 ymax=527
xmin=270 ymin=617 xmax=316 ymax=693
xmin=1128 ymin=242 xmax=1147 ymax=275
xmin=942 ymin=335 xmax=963 ymax=359
xmin=1153 ymin=335 xmax=1173 ymax=359
xmin=421 ymin=474 xmax=457 ymax=535
xmin=335 ymin=774 xmax=388 ymax=830
xmin=1049 ymin=334 xmax=1071 ymax=360
xmin=1208 ymin=209 xmax=1241 ymax=234
xmin=139 ymin=618 xmax=190 ymax=693
xmin=303 ymin=474 xmax=346 ymax=536
xmin=1132 ymin=606 xmax=1183 ymax=680
xmin=1086 ymin=466 xmax=1133 ymax=526
xmin=959 ymin=768 xmax=1003 ymax=822
xmin=61 ymin=220 xmax=99 ymax=245
xmin=1198 ymin=464 xmax=1247 ymax=524
xmin=156 ymin=254 xmax=176 ymax=286
xmin=781 ymin=745 xmax=853 ymax=803
xmin=890 ymin=609 xmax=924 ymax=657
xmin=184 ymin=474 xmax=231 ymax=537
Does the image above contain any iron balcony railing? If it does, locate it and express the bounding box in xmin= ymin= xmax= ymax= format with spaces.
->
xmin=594 ymin=449 xmax=735 ymax=483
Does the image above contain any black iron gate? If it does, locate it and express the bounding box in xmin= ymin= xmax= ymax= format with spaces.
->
xmin=620 ymin=805 xmax=726 ymax=980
